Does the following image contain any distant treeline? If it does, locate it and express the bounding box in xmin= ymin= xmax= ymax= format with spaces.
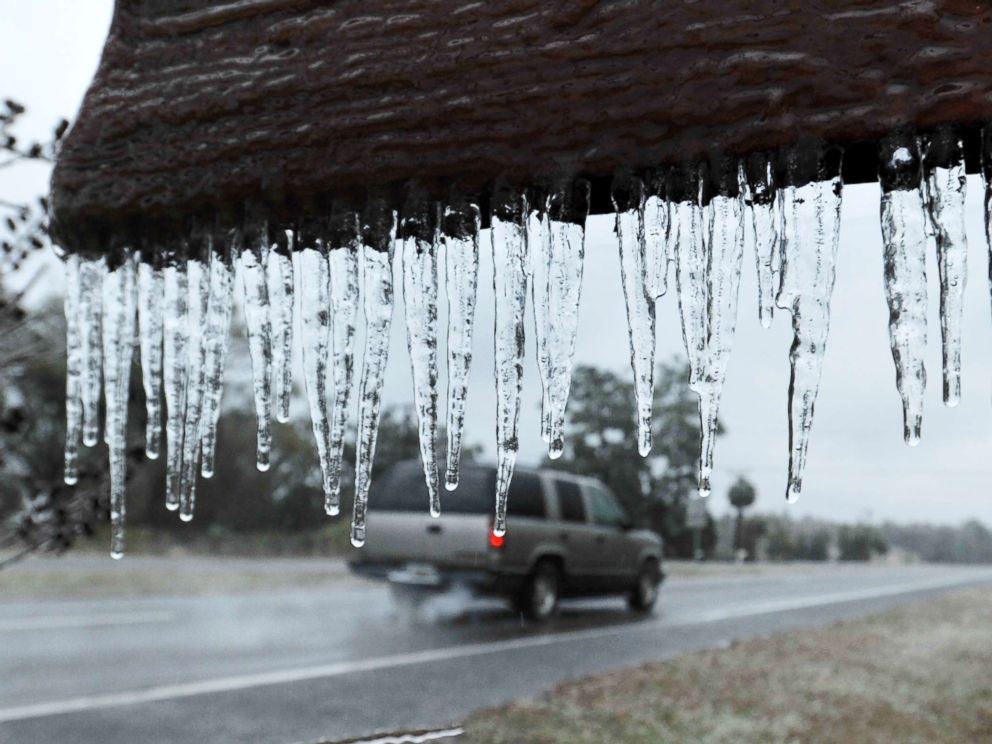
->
xmin=879 ymin=520 xmax=992 ymax=564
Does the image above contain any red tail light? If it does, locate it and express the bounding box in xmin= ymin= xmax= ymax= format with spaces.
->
xmin=489 ymin=528 xmax=505 ymax=549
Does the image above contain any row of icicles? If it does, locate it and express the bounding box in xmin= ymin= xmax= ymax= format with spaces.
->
xmin=62 ymin=130 xmax=982 ymax=558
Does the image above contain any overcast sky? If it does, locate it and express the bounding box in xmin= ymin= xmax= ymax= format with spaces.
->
xmin=2 ymin=2 xmax=990 ymax=526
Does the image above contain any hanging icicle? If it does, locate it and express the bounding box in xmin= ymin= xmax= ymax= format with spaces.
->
xmin=923 ymin=128 xmax=968 ymax=407
xmin=491 ymin=181 xmax=529 ymax=536
xmin=612 ymin=172 xmax=655 ymax=457
xmin=351 ymin=198 xmax=396 ymax=547
xmin=137 ymin=254 xmax=164 ymax=460
xmin=101 ymin=252 xmax=137 ymax=558
xmin=673 ymin=158 xmax=746 ymax=497
xmin=878 ymin=134 xmax=928 ymax=446
xmin=985 ymin=127 xmax=992 ymax=345
xmin=63 ymin=255 xmax=83 ymax=485
xmin=78 ymin=256 xmax=105 ymax=448
xmin=441 ymin=193 xmax=480 ymax=490
xmin=240 ymin=224 xmax=274 ymax=472
xmin=162 ymin=252 xmax=189 ymax=510
xmin=200 ymin=233 xmax=236 ymax=479
xmin=743 ymin=152 xmax=781 ymax=328
xmin=777 ymin=145 xmax=844 ymax=503
xmin=268 ymin=231 xmax=295 ymax=424
xmin=326 ymin=207 xmax=361 ymax=516
xmin=643 ymin=170 xmax=670 ymax=301
xmin=528 ymin=187 xmax=553 ymax=447
xmin=400 ymin=186 xmax=442 ymax=517
xmin=544 ymin=179 xmax=590 ymax=459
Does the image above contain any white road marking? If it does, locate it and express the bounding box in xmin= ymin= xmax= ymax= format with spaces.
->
xmin=0 ymin=610 xmax=175 ymax=633
xmin=0 ymin=572 xmax=988 ymax=724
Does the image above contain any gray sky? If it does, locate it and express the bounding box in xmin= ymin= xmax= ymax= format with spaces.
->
xmin=2 ymin=2 xmax=990 ymax=526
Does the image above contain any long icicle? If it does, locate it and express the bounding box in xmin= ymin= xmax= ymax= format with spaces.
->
xmin=240 ymin=224 xmax=274 ymax=472
xmin=528 ymin=188 xmax=553 ymax=446
xmin=400 ymin=186 xmax=441 ymax=517
xmin=179 ymin=237 xmax=210 ymax=522
xmin=879 ymin=134 xmax=928 ymax=445
xmin=63 ymin=255 xmax=83 ymax=485
xmin=268 ymin=231 xmax=295 ymax=423
xmin=298 ymin=226 xmax=334 ymax=512
xmin=326 ymin=208 xmax=361 ymax=516
xmin=644 ymin=170 xmax=670 ymax=301
xmin=441 ymin=193 xmax=480 ymax=490
xmin=612 ymin=173 xmax=655 ymax=457
xmin=923 ymin=128 xmax=968 ymax=407
xmin=351 ymin=199 xmax=396 ymax=547
xmin=200 ymin=232 xmax=236 ymax=478
xmin=101 ymin=252 xmax=137 ymax=558
xmin=137 ymin=254 xmax=164 ymax=459
xmin=162 ymin=253 xmax=189 ymax=510
xmin=545 ymin=179 xmax=590 ymax=458
xmin=491 ymin=181 xmax=528 ymax=536
xmin=985 ymin=127 xmax=992 ymax=359
xmin=777 ymin=146 xmax=844 ymax=503
xmin=79 ymin=256 xmax=105 ymax=448
xmin=744 ymin=152 xmax=781 ymax=328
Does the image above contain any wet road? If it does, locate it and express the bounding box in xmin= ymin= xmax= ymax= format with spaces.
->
xmin=1 ymin=563 xmax=990 ymax=743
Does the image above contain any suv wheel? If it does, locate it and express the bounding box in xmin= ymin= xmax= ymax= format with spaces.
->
xmin=519 ymin=560 xmax=561 ymax=622
xmin=628 ymin=559 xmax=660 ymax=613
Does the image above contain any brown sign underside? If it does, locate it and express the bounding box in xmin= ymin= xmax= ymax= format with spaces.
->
xmin=51 ymin=0 xmax=992 ymax=252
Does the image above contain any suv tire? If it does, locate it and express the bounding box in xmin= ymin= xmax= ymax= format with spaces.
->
xmin=628 ymin=559 xmax=660 ymax=613
xmin=519 ymin=560 xmax=561 ymax=622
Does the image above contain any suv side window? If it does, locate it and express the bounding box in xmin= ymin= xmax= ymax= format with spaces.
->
xmin=556 ymin=480 xmax=586 ymax=523
xmin=589 ymin=485 xmax=628 ymax=529
xmin=507 ymin=471 xmax=545 ymax=518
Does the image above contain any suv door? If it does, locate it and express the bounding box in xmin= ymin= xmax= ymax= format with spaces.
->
xmin=586 ymin=483 xmax=640 ymax=586
xmin=551 ymin=478 xmax=598 ymax=589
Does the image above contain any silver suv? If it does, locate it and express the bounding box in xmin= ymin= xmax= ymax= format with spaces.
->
xmin=349 ymin=460 xmax=665 ymax=621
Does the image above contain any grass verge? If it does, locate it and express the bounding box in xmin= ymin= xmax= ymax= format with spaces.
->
xmin=461 ymin=588 xmax=992 ymax=744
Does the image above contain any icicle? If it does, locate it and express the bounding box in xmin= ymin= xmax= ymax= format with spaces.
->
xmin=400 ymin=187 xmax=441 ymax=517
xmin=63 ymin=255 xmax=83 ymax=485
xmin=612 ymin=173 xmax=655 ymax=457
xmin=672 ymin=160 xmax=746 ymax=497
xmin=743 ymin=153 xmax=781 ymax=328
xmin=78 ymin=257 xmax=105 ymax=447
xmin=441 ymin=194 xmax=480 ymax=490
xmin=267 ymin=232 xmax=295 ymax=423
xmin=923 ymin=128 xmax=968 ymax=407
xmin=879 ymin=135 xmax=928 ymax=446
xmin=101 ymin=253 xmax=137 ymax=558
xmin=299 ymin=229 xmax=334 ymax=511
xmin=527 ymin=190 xmax=553 ymax=446
xmin=179 ymin=243 xmax=209 ymax=522
xmin=326 ymin=209 xmax=361 ymax=516
xmin=162 ymin=255 xmax=189 ymax=510
xmin=545 ymin=180 xmax=590 ymax=458
xmin=643 ymin=171 xmax=670 ymax=300
xmin=199 ymin=235 xmax=236 ymax=478
xmin=351 ymin=199 xmax=396 ymax=547
xmin=777 ymin=146 xmax=844 ymax=503
xmin=240 ymin=226 xmax=273 ymax=472
xmin=985 ymin=128 xmax=992 ymax=354
xmin=491 ymin=182 xmax=528 ymax=536
xmin=137 ymin=257 xmax=164 ymax=459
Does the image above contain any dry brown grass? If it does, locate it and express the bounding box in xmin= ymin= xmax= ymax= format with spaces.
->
xmin=462 ymin=588 xmax=992 ymax=744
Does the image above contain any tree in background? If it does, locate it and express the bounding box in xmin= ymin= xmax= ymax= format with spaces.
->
xmin=728 ymin=476 xmax=756 ymax=556
xmin=546 ymin=361 xmax=720 ymax=557
xmin=838 ymin=525 xmax=889 ymax=562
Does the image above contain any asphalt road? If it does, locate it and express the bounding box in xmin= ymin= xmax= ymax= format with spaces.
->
xmin=1 ymin=562 xmax=990 ymax=744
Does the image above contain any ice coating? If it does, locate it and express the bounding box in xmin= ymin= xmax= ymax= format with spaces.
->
xmin=267 ymin=239 xmax=295 ymax=424
xmin=299 ymin=243 xmax=334 ymax=511
xmin=101 ymin=255 xmax=137 ymax=558
xmin=63 ymin=255 xmax=83 ymax=485
xmin=777 ymin=147 xmax=844 ymax=503
xmin=673 ymin=160 xmax=746 ymax=497
xmin=612 ymin=174 xmax=655 ymax=457
xmin=400 ymin=192 xmax=441 ymax=517
xmin=441 ymin=197 xmax=480 ymax=490
xmin=199 ymin=240 xmax=235 ymax=478
xmin=137 ymin=260 xmax=164 ymax=459
xmin=178 ymin=255 xmax=208 ymax=521
xmin=644 ymin=173 xmax=670 ymax=300
xmin=239 ymin=228 xmax=274 ymax=472
xmin=544 ymin=180 xmax=590 ymax=458
xmin=879 ymin=136 xmax=928 ymax=446
xmin=923 ymin=129 xmax=968 ymax=407
xmin=351 ymin=200 xmax=396 ymax=548
xmin=162 ymin=259 xmax=189 ymax=510
xmin=491 ymin=183 xmax=528 ymax=536
xmin=79 ymin=257 xmax=105 ymax=448
xmin=744 ymin=153 xmax=781 ymax=328
xmin=327 ymin=212 xmax=361 ymax=516
xmin=528 ymin=200 xmax=553 ymax=446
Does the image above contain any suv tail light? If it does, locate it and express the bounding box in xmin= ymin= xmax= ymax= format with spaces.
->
xmin=489 ymin=521 xmax=505 ymax=549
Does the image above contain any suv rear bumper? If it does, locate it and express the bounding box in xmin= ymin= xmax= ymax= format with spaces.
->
xmin=349 ymin=560 xmax=526 ymax=596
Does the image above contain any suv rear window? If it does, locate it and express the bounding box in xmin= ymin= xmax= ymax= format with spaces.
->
xmin=555 ymin=480 xmax=586 ymax=523
xmin=506 ymin=472 xmax=545 ymax=519
xmin=369 ymin=462 xmax=495 ymax=513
